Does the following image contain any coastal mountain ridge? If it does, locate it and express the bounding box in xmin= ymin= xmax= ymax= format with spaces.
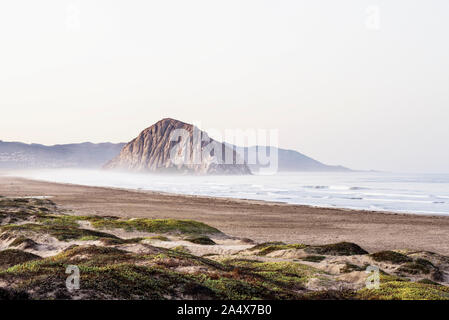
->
xmin=232 ymin=145 xmax=349 ymax=173
xmin=0 ymin=140 xmax=125 ymax=169
xmin=0 ymin=118 xmax=350 ymax=172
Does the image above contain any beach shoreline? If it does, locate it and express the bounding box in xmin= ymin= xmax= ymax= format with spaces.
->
xmin=2 ymin=175 xmax=449 ymax=255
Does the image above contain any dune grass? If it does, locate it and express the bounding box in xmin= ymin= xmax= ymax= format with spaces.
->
xmin=357 ymin=276 xmax=449 ymax=300
xmin=248 ymin=242 xmax=306 ymax=256
xmin=305 ymin=242 xmax=368 ymax=256
xmin=87 ymin=217 xmax=222 ymax=235
xmin=1 ymin=223 xmax=120 ymax=242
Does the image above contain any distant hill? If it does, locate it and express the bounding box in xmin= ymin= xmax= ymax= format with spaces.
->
xmin=104 ymin=118 xmax=251 ymax=175
xmin=0 ymin=118 xmax=350 ymax=172
xmin=0 ymin=140 xmax=124 ymax=169
xmin=233 ymin=146 xmax=350 ymax=173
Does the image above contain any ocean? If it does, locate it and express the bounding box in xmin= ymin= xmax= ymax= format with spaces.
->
xmin=7 ymin=169 xmax=449 ymax=216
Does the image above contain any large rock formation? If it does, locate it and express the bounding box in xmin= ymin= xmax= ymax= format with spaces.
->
xmin=104 ymin=118 xmax=251 ymax=175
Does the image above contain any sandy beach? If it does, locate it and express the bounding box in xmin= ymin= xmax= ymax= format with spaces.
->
xmin=1 ymin=176 xmax=449 ymax=255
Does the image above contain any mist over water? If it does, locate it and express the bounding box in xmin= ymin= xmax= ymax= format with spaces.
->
xmin=6 ymin=169 xmax=449 ymax=216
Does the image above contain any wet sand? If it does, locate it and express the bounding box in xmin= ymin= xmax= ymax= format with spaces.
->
xmin=1 ymin=176 xmax=449 ymax=255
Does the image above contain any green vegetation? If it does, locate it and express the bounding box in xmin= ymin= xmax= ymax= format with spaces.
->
xmin=0 ymin=198 xmax=55 ymax=210
xmin=1 ymin=198 xmax=221 ymax=237
xmin=305 ymin=242 xmax=368 ymax=256
xmin=88 ymin=217 xmax=221 ymax=235
xmin=185 ymin=236 xmax=216 ymax=245
xmin=147 ymin=235 xmax=171 ymax=241
xmin=171 ymin=245 xmax=191 ymax=253
xmin=369 ymin=251 xmax=412 ymax=264
xmin=357 ymin=276 xmax=449 ymax=300
xmin=249 ymin=241 xmax=286 ymax=250
xmin=37 ymin=214 xmax=83 ymax=228
xmin=0 ymin=245 xmax=319 ymax=300
xmin=417 ymin=278 xmax=441 ymax=286
xmin=0 ymin=244 xmax=331 ymax=299
xmin=1 ymin=223 xmax=120 ymax=242
xmin=8 ymin=236 xmax=38 ymax=249
xmin=248 ymin=242 xmax=306 ymax=256
xmin=0 ymin=246 xmax=194 ymax=299
xmin=340 ymin=263 xmax=367 ymax=273
xmin=1 ymin=197 xmax=449 ymax=300
xmin=301 ymin=255 xmax=326 ymax=263
xmin=216 ymin=258 xmax=326 ymax=298
xmin=397 ymin=259 xmax=435 ymax=275
xmin=99 ymin=237 xmax=145 ymax=245
xmin=0 ymin=210 xmax=32 ymax=224
xmin=0 ymin=249 xmax=41 ymax=269
xmin=1 ymin=199 xmax=222 ymax=244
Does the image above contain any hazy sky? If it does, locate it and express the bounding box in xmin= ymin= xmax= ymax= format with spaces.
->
xmin=0 ymin=0 xmax=448 ymax=173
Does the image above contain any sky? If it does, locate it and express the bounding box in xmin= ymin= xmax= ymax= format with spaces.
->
xmin=0 ymin=0 xmax=448 ymax=173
